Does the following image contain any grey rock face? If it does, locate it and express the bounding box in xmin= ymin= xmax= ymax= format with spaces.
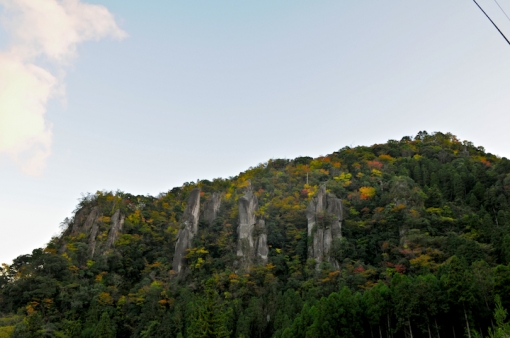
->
xmin=67 ymin=206 xmax=126 ymax=257
xmin=237 ymin=184 xmax=258 ymax=252
xmin=306 ymin=185 xmax=343 ymax=269
xmin=70 ymin=206 xmax=101 ymax=235
xmin=237 ymin=182 xmax=269 ymax=270
xmin=70 ymin=206 xmax=102 ymax=257
xmin=203 ymin=192 xmax=221 ymax=225
xmin=172 ymin=188 xmax=201 ymax=274
xmin=255 ymin=220 xmax=269 ymax=264
xmin=104 ymin=209 xmax=125 ymax=252
xmin=71 ymin=207 xmax=91 ymax=234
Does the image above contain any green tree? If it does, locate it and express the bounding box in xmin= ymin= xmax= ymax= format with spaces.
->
xmin=187 ymin=286 xmax=231 ymax=338
xmin=488 ymin=296 xmax=510 ymax=338
xmin=445 ymin=256 xmax=475 ymax=338
xmin=92 ymin=312 xmax=115 ymax=338
xmin=363 ymin=282 xmax=391 ymax=338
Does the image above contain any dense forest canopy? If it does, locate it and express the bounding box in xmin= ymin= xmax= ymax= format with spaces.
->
xmin=2 ymin=131 xmax=510 ymax=338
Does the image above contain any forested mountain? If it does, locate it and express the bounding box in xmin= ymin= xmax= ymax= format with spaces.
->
xmin=2 ymin=131 xmax=510 ymax=338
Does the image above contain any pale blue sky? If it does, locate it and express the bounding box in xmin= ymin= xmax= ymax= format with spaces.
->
xmin=1 ymin=0 xmax=510 ymax=264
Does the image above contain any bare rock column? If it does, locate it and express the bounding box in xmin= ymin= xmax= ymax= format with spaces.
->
xmin=104 ymin=209 xmax=125 ymax=252
xmin=203 ymin=192 xmax=221 ymax=225
xmin=80 ymin=207 xmax=102 ymax=257
xmin=172 ymin=188 xmax=201 ymax=274
xmin=306 ymin=185 xmax=343 ymax=269
xmin=255 ymin=220 xmax=269 ymax=264
xmin=237 ymin=182 xmax=269 ymax=270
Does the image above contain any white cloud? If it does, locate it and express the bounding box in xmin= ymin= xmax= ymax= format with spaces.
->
xmin=0 ymin=0 xmax=126 ymax=175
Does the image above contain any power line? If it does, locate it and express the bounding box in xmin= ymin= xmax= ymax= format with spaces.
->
xmin=473 ymin=0 xmax=510 ymax=45
xmin=493 ymin=0 xmax=510 ymax=23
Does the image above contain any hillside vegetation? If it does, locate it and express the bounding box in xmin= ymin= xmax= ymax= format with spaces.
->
xmin=2 ymin=131 xmax=510 ymax=338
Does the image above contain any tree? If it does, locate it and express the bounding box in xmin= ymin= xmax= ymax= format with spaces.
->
xmin=92 ymin=312 xmax=115 ymax=338
xmin=488 ymin=296 xmax=510 ymax=338
xmin=308 ymin=287 xmax=363 ymax=338
xmin=445 ymin=256 xmax=475 ymax=338
xmin=363 ymin=282 xmax=391 ymax=338
xmin=187 ymin=286 xmax=231 ymax=338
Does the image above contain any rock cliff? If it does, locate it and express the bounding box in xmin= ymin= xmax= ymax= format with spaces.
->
xmin=306 ymin=185 xmax=343 ymax=269
xmin=203 ymin=192 xmax=221 ymax=225
xmin=255 ymin=220 xmax=269 ymax=264
xmin=236 ymin=182 xmax=269 ymax=270
xmin=172 ymin=188 xmax=201 ymax=274
xmin=104 ymin=209 xmax=125 ymax=252
xmin=65 ymin=206 xmax=127 ymax=257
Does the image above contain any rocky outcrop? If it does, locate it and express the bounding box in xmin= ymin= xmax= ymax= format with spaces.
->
xmin=68 ymin=206 xmax=127 ymax=257
xmin=203 ymin=192 xmax=221 ymax=225
xmin=104 ymin=209 xmax=125 ymax=252
xmin=306 ymin=185 xmax=343 ymax=269
xmin=172 ymin=188 xmax=201 ymax=274
xmin=237 ymin=182 xmax=269 ymax=270
xmin=255 ymin=220 xmax=269 ymax=264
xmin=68 ymin=206 xmax=102 ymax=256
xmin=71 ymin=206 xmax=100 ymax=235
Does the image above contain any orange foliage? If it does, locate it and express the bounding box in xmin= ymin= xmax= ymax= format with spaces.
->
xmin=359 ymin=186 xmax=376 ymax=200
xmin=367 ymin=160 xmax=383 ymax=169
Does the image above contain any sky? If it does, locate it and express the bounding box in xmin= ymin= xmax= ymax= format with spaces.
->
xmin=1 ymin=0 xmax=510 ymax=265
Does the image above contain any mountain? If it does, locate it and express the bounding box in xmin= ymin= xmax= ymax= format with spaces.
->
xmin=2 ymin=131 xmax=510 ymax=338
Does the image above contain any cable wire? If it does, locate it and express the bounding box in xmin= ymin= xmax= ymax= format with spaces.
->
xmin=493 ymin=0 xmax=510 ymax=23
xmin=473 ymin=0 xmax=510 ymax=45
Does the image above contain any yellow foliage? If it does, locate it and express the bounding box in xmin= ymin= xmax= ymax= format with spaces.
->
xmin=186 ymin=247 xmax=209 ymax=270
xmin=95 ymin=272 xmax=107 ymax=282
xmin=334 ymin=172 xmax=352 ymax=186
xmin=43 ymin=247 xmax=56 ymax=254
xmin=371 ymin=169 xmax=382 ymax=177
xmin=0 ymin=326 xmax=15 ymax=338
xmin=426 ymin=207 xmax=442 ymax=214
xmin=319 ymin=169 xmax=329 ymax=175
xmin=378 ymin=154 xmax=395 ymax=162
xmin=150 ymin=281 xmax=162 ymax=288
xmin=359 ymin=186 xmax=376 ymax=200
xmin=102 ymin=216 xmax=111 ymax=223
xmin=26 ymin=304 xmax=36 ymax=315
xmin=391 ymin=204 xmax=406 ymax=212
xmin=98 ymin=292 xmax=113 ymax=305
xmin=265 ymin=263 xmax=276 ymax=270
xmin=127 ymin=210 xmax=142 ymax=225
xmin=309 ymin=160 xmax=323 ymax=170
xmin=409 ymin=209 xmax=420 ymax=218
xmin=61 ymin=252 xmax=71 ymax=262
xmin=237 ymin=180 xmax=251 ymax=189
xmin=356 ymin=172 xmax=364 ymax=178
xmin=410 ymin=254 xmax=436 ymax=270
xmin=66 ymin=243 xmax=77 ymax=252
xmin=68 ymin=265 xmax=79 ymax=272
xmin=117 ymin=295 xmax=127 ymax=307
